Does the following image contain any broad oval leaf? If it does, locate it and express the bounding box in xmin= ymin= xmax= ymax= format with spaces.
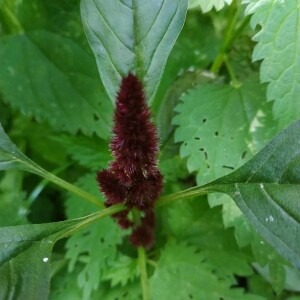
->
xmin=81 ymin=0 xmax=189 ymax=103
xmin=0 ymin=205 xmax=124 ymax=300
xmin=244 ymin=0 xmax=300 ymax=128
xmin=202 ymin=120 xmax=300 ymax=269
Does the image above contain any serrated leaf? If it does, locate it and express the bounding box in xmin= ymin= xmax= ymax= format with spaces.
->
xmin=244 ymin=0 xmax=300 ymax=128
xmin=81 ymin=0 xmax=189 ymax=103
xmin=102 ymin=255 xmax=139 ymax=287
xmin=52 ymin=135 xmax=111 ymax=171
xmin=0 ymin=31 xmax=112 ymax=138
xmin=0 ymin=207 xmax=122 ymax=300
xmin=149 ymin=240 xmax=263 ymax=300
xmin=191 ymin=120 xmax=300 ymax=270
xmin=65 ymin=174 xmax=126 ymax=300
xmin=189 ymin=0 xmax=232 ymax=12
xmin=173 ymin=76 xmax=274 ymax=185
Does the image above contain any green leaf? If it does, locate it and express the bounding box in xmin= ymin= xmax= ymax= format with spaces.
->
xmin=0 ymin=204 xmax=124 ymax=300
xmin=198 ymin=120 xmax=300 ymax=270
xmin=81 ymin=0 xmax=189 ymax=103
xmin=244 ymin=0 xmax=300 ymax=128
xmin=102 ymin=255 xmax=139 ymax=287
xmin=149 ymin=240 xmax=263 ymax=300
xmin=52 ymin=135 xmax=111 ymax=171
xmin=65 ymin=174 xmax=126 ymax=300
xmin=173 ymin=76 xmax=274 ymax=185
xmin=0 ymin=31 xmax=112 ymax=139
xmin=189 ymin=0 xmax=232 ymax=12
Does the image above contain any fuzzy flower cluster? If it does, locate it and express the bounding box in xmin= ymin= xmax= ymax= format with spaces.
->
xmin=97 ymin=73 xmax=163 ymax=248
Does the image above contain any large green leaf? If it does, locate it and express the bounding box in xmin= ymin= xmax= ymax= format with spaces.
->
xmin=186 ymin=120 xmax=300 ymax=270
xmin=0 ymin=205 xmax=123 ymax=300
xmin=0 ymin=205 xmax=124 ymax=300
xmin=149 ymin=240 xmax=263 ymax=300
xmin=173 ymin=76 xmax=275 ymax=185
xmin=81 ymin=0 xmax=189 ymax=103
xmin=0 ymin=31 xmax=112 ymax=139
xmin=244 ymin=0 xmax=300 ymax=128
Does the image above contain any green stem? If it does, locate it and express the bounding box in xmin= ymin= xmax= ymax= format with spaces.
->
xmin=43 ymin=171 xmax=103 ymax=208
xmin=138 ymin=246 xmax=150 ymax=300
xmin=156 ymin=184 xmax=210 ymax=207
xmin=223 ymin=55 xmax=240 ymax=87
xmin=132 ymin=209 xmax=150 ymax=300
xmin=210 ymin=0 xmax=249 ymax=75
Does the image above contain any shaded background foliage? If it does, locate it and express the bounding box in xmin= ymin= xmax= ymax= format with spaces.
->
xmin=0 ymin=0 xmax=300 ymax=299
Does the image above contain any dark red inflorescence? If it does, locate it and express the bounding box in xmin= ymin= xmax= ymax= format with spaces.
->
xmin=97 ymin=73 xmax=163 ymax=248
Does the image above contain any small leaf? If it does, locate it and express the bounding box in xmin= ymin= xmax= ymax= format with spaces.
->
xmin=200 ymin=120 xmax=300 ymax=270
xmin=81 ymin=0 xmax=189 ymax=103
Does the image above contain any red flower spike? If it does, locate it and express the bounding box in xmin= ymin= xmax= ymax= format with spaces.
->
xmin=97 ymin=73 xmax=163 ymax=248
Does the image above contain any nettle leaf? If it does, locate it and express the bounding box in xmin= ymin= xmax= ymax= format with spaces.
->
xmin=189 ymin=0 xmax=232 ymax=12
xmin=0 ymin=209 xmax=121 ymax=300
xmin=53 ymin=135 xmax=111 ymax=171
xmin=167 ymin=199 xmax=253 ymax=284
xmin=149 ymin=240 xmax=263 ymax=300
xmin=65 ymin=174 xmax=126 ymax=300
xmin=173 ymin=76 xmax=274 ymax=185
xmin=81 ymin=0 xmax=189 ymax=103
xmin=196 ymin=120 xmax=300 ymax=270
xmin=0 ymin=31 xmax=112 ymax=139
xmin=244 ymin=0 xmax=300 ymax=128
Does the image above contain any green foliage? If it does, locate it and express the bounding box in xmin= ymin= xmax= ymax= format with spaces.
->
xmin=0 ymin=211 xmax=116 ymax=300
xmin=173 ymin=75 xmax=275 ymax=185
xmin=200 ymin=120 xmax=300 ymax=270
xmin=0 ymin=0 xmax=300 ymax=299
xmin=0 ymin=0 xmax=113 ymax=138
xmin=150 ymin=240 xmax=262 ymax=300
xmin=244 ymin=0 xmax=300 ymax=129
xmin=65 ymin=174 xmax=126 ymax=299
xmin=81 ymin=0 xmax=189 ymax=103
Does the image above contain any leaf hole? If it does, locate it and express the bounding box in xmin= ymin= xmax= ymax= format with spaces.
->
xmin=222 ymin=165 xmax=234 ymax=170
xmin=93 ymin=114 xmax=100 ymax=121
xmin=194 ymin=136 xmax=200 ymax=140
xmin=241 ymin=150 xmax=247 ymax=159
xmin=202 ymin=118 xmax=207 ymax=123
xmin=184 ymin=142 xmax=188 ymax=146
xmin=199 ymin=148 xmax=204 ymax=151
xmin=214 ymin=131 xmax=219 ymax=136
xmin=204 ymin=151 xmax=208 ymax=160
xmin=100 ymin=238 xmax=105 ymax=243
